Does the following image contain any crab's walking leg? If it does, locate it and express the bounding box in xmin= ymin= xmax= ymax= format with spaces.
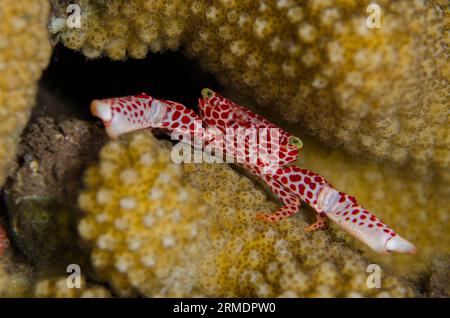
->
xmin=256 ymin=169 xmax=329 ymax=230
xmin=256 ymin=175 xmax=301 ymax=222
xmin=304 ymin=212 xmax=329 ymax=232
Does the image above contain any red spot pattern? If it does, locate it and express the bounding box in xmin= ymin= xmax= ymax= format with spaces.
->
xmin=299 ymin=184 xmax=305 ymax=195
xmin=181 ymin=116 xmax=190 ymax=124
xmin=172 ymin=111 xmax=181 ymax=121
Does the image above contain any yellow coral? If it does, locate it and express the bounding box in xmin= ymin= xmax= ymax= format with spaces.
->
xmin=0 ymin=0 xmax=51 ymax=187
xmin=0 ymin=253 xmax=33 ymax=297
xmin=49 ymin=0 xmax=192 ymax=59
xmin=79 ymin=132 xmax=416 ymax=297
xmin=1 ymin=249 xmax=110 ymax=298
xmin=51 ymin=0 xmax=449 ymax=181
xmin=78 ymin=132 xmax=210 ymax=296
xmin=186 ymin=0 xmax=449 ymax=182
xmin=34 ymin=276 xmax=111 ymax=298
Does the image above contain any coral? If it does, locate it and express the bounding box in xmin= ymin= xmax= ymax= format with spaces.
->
xmin=50 ymin=0 xmax=449 ymax=181
xmin=0 ymin=253 xmax=34 ymax=297
xmin=79 ymin=132 xmax=416 ymax=297
xmin=295 ymin=135 xmax=450 ymax=275
xmin=410 ymin=252 xmax=450 ymax=298
xmin=186 ymin=0 xmax=449 ymax=182
xmin=0 ymin=0 xmax=51 ymax=188
xmin=34 ymin=276 xmax=111 ymax=298
xmin=49 ymin=0 xmax=192 ymax=59
xmin=3 ymin=117 xmax=108 ymax=268
xmin=1 ymin=252 xmax=110 ymax=298
xmin=6 ymin=196 xmax=82 ymax=266
xmin=78 ymin=132 xmax=211 ymax=296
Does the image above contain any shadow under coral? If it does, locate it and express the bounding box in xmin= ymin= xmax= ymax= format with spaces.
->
xmin=33 ymin=44 xmax=221 ymax=121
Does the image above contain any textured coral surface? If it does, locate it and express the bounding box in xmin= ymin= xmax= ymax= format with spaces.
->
xmin=0 ymin=0 xmax=51 ymax=187
xmin=79 ymin=132 xmax=417 ymax=297
xmin=34 ymin=276 xmax=111 ymax=298
xmin=50 ymin=0 xmax=449 ymax=181
xmin=0 ymin=253 xmax=33 ymax=297
xmin=0 ymin=251 xmax=110 ymax=298
xmin=78 ymin=133 xmax=211 ymax=296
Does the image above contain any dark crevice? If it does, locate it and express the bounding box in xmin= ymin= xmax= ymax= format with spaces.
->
xmin=34 ymin=44 xmax=222 ymax=122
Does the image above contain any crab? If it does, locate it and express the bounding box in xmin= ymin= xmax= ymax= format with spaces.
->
xmin=91 ymin=89 xmax=416 ymax=255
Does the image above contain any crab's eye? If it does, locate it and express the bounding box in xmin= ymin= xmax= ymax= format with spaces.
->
xmin=201 ymin=88 xmax=214 ymax=99
xmin=288 ymin=136 xmax=303 ymax=149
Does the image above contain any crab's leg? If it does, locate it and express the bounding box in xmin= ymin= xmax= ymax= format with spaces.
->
xmin=266 ymin=166 xmax=416 ymax=254
xmin=304 ymin=212 xmax=329 ymax=232
xmin=256 ymin=175 xmax=301 ymax=222
xmin=0 ymin=225 xmax=9 ymax=256
xmin=256 ymin=170 xmax=329 ymax=230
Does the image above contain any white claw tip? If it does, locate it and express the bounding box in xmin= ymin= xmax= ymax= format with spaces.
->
xmin=91 ymin=100 xmax=112 ymax=122
xmin=385 ymin=235 xmax=417 ymax=254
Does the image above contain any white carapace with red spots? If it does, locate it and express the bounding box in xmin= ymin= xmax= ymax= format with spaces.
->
xmin=91 ymin=90 xmax=416 ymax=255
xmin=198 ymin=88 xmax=301 ymax=171
xmin=0 ymin=225 xmax=9 ymax=256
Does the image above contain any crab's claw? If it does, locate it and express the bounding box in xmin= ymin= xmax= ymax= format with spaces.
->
xmin=317 ymin=185 xmax=417 ymax=255
xmin=91 ymin=99 xmax=112 ymax=126
xmin=91 ymin=99 xmax=123 ymax=139
xmin=385 ymin=235 xmax=417 ymax=254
